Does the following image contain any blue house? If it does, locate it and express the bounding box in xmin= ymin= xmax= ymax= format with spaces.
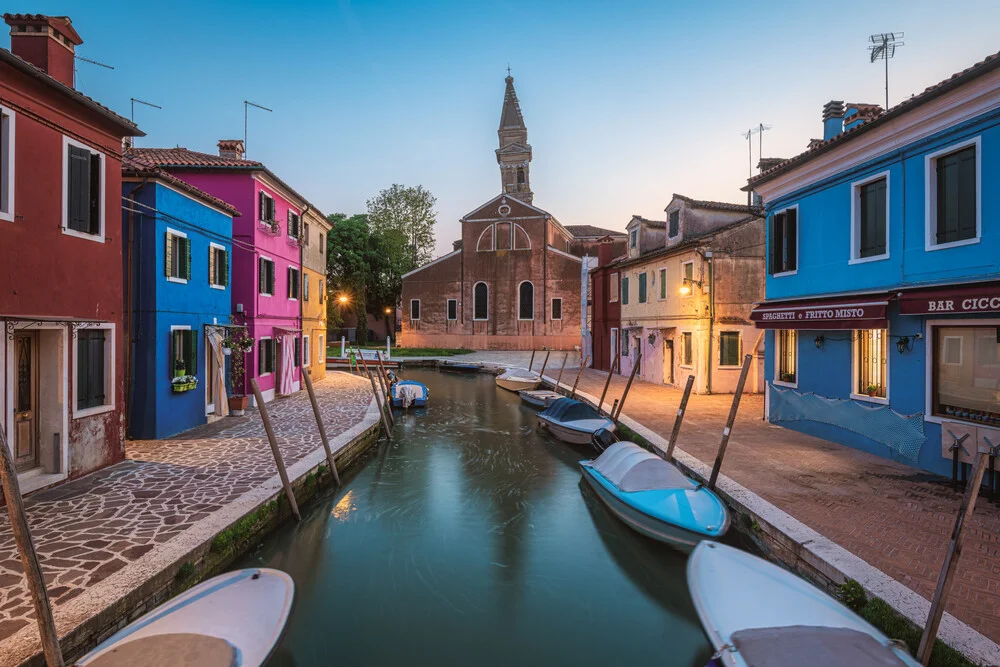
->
xmin=122 ymin=153 xmax=241 ymax=439
xmin=746 ymin=52 xmax=1000 ymax=477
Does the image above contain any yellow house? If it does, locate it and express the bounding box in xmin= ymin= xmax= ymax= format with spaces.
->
xmin=302 ymin=208 xmax=331 ymax=379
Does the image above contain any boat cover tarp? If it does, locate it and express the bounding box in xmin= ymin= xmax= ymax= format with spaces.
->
xmin=499 ymin=368 xmax=541 ymax=382
xmin=87 ymin=632 xmax=238 ymax=667
xmin=730 ymin=626 xmax=909 ymax=667
xmin=592 ymin=442 xmax=695 ymax=493
xmin=394 ymin=382 xmax=426 ymax=408
xmin=540 ymin=398 xmax=600 ymax=423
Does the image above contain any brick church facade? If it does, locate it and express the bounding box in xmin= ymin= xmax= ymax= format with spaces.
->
xmin=399 ymin=75 xmax=625 ymax=351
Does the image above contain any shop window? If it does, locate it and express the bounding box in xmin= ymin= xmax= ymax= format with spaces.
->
xmin=681 ymin=332 xmax=693 ymax=366
xmin=446 ymin=299 xmax=457 ymax=321
xmin=638 ymin=273 xmax=647 ymax=303
xmin=719 ymin=331 xmax=741 ymax=367
xmin=769 ymin=206 xmax=798 ymax=275
xmin=853 ymin=174 xmax=888 ymax=260
xmin=927 ymin=139 xmax=979 ymax=249
xmin=518 ymin=281 xmax=534 ymax=320
xmin=854 ymin=329 xmax=887 ymax=399
xmin=609 ymin=273 xmax=619 ymax=302
xmin=933 ymin=326 xmax=1000 ymax=424
xmin=474 ymin=283 xmax=488 ymax=320
xmin=165 ymin=229 xmax=190 ymax=282
xmin=776 ymin=330 xmax=797 ymax=385
xmin=551 ymin=298 xmax=562 ymax=320
xmin=258 ymin=338 xmax=275 ymax=375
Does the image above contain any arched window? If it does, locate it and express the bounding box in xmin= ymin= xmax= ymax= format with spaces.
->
xmin=496 ymin=222 xmax=512 ymax=250
xmin=518 ymin=281 xmax=534 ymax=320
xmin=517 ymin=168 xmax=525 ymax=184
xmin=476 ymin=225 xmax=494 ymax=252
xmin=513 ymin=224 xmax=531 ymax=250
xmin=473 ymin=282 xmax=489 ymax=320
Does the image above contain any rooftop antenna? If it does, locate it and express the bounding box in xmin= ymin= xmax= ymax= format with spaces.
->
xmin=243 ymin=100 xmax=273 ymax=157
xmin=740 ymin=123 xmax=773 ymax=178
xmin=73 ymin=54 xmax=114 ymax=88
xmin=130 ymin=97 xmax=162 ymax=124
xmin=869 ymin=32 xmax=904 ymax=111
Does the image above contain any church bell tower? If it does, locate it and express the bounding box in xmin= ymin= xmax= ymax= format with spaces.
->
xmin=496 ymin=74 xmax=533 ymax=205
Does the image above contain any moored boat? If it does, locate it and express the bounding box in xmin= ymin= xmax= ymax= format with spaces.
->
xmin=519 ymin=389 xmax=563 ymax=408
xmin=687 ymin=541 xmax=920 ymax=667
xmin=537 ymin=397 xmax=615 ymax=444
xmin=579 ymin=442 xmax=728 ymax=551
xmin=77 ymin=568 xmax=294 ymax=667
xmin=391 ymin=380 xmax=429 ymax=408
xmin=496 ymin=368 xmax=542 ymax=391
xmin=440 ymin=361 xmax=480 ymax=373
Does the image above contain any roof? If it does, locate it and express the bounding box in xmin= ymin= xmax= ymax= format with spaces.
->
xmin=0 ymin=47 xmax=142 ymax=136
xmin=499 ymin=75 xmax=526 ymax=130
xmin=628 ymin=216 xmax=666 ymax=229
xmin=670 ymin=193 xmax=755 ymax=214
xmin=565 ymin=224 xmax=627 ymax=238
xmin=122 ymin=152 xmax=241 ymax=217
xmin=747 ymin=50 xmax=1000 ymax=189
xmin=612 ymin=214 xmax=761 ymax=270
xmin=3 ymin=14 xmax=82 ymax=44
xmin=131 ymin=147 xmax=323 ymax=216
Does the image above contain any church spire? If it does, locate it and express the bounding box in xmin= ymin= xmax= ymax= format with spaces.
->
xmin=496 ymin=74 xmax=533 ymax=204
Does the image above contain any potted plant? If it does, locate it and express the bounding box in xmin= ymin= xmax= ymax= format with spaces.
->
xmin=172 ymin=375 xmax=199 ymax=392
xmin=173 ymin=358 xmax=187 ymax=378
xmin=227 ymin=331 xmax=255 ymax=415
xmin=780 ymin=372 xmax=795 ymax=383
xmin=865 ymin=384 xmax=880 ymax=397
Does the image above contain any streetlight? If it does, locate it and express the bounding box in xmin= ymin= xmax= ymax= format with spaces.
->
xmin=338 ymin=295 xmax=349 ymax=305
xmin=384 ymin=307 xmax=391 ymax=315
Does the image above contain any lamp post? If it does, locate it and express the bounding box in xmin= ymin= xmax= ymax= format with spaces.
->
xmin=384 ymin=307 xmax=393 ymax=345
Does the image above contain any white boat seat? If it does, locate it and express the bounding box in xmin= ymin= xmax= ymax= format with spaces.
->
xmin=593 ymin=442 xmax=696 ymax=492
xmin=87 ymin=632 xmax=238 ymax=667
xmin=731 ymin=626 xmax=910 ymax=667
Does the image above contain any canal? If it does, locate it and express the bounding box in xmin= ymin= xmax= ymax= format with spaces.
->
xmin=236 ymin=369 xmax=714 ymax=666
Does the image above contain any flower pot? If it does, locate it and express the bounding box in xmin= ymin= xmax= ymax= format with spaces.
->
xmin=222 ymin=347 xmax=232 ymax=356
xmin=172 ymin=382 xmax=197 ymax=393
xmin=229 ymin=395 xmax=249 ymax=415
xmin=867 ymin=390 xmax=877 ymax=397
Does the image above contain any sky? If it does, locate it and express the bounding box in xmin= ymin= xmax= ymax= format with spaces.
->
xmin=8 ymin=0 xmax=999 ymax=257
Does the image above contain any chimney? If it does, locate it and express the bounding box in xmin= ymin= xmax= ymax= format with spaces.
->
xmin=597 ymin=237 xmax=613 ymax=267
xmin=4 ymin=14 xmax=83 ymax=88
xmin=217 ymin=139 xmax=245 ymax=160
xmin=452 ymin=239 xmax=463 ymax=252
xmin=756 ymin=157 xmax=786 ymax=173
xmin=822 ymin=100 xmax=845 ymax=141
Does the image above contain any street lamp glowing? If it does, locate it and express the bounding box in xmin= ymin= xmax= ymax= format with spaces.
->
xmin=338 ymin=295 xmax=349 ymax=305
xmin=678 ymin=284 xmax=692 ymax=296
xmin=384 ymin=307 xmax=392 ymax=315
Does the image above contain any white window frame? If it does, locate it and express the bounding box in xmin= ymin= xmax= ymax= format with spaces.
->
xmin=259 ymin=255 xmax=274 ymax=297
xmin=679 ymin=331 xmax=693 ymax=368
xmin=773 ymin=329 xmax=798 ymax=388
xmin=629 ymin=228 xmax=638 ymax=248
xmin=517 ymin=280 xmax=534 ymax=321
xmin=849 ymin=170 xmax=890 ymax=264
xmin=637 ymin=271 xmax=648 ymax=304
xmin=446 ymin=298 xmax=458 ymax=321
xmin=288 ymin=266 xmax=300 ymax=301
xmin=0 ymin=105 xmax=14 ymax=223
xmin=72 ymin=323 xmax=116 ymax=419
xmin=609 ymin=272 xmax=619 ymax=302
xmin=657 ymin=267 xmax=667 ymax=300
xmin=410 ymin=299 xmax=421 ymax=321
xmin=209 ymin=242 xmax=227 ymax=289
xmin=551 ymin=297 xmax=563 ymax=321
xmin=319 ymin=334 xmax=324 ymax=360
xmin=925 ymin=135 xmax=981 ymax=252
xmin=476 ymin=225 xmax=495 ymax=252
xmin=303 ymin=335 xmax=311 ymax=367
xmin=770 ymin=204 xmax=799 ymax=278
xmin=924 ymin=318 xmax=1000 ymax=424
xmin=260 ymin=191 xmax=275 ymax=224
xmin=473 ymin=282 xmax=489 ymax=321
xmin=258 ymin=336 xmax=274 ymax=376
xmin=165 ymin=227 xmax=188 ymax=284
xmin=942 ymin=335 xmax=964 ymax=366
xmin=680 ymin=261 xmax=694 ymax=299
xmin=850 ymin=328 xmax=890 ymax=405
xmin=718 ymin=330 xmax=743 ymax=369
xmin=62 ymin=136 xmax=106 ymax=243
xmin=667 ymin=209 xmax=680 ymax=239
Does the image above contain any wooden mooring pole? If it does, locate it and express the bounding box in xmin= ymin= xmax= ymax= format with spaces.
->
xmin=250 ymin=379 xmax=300 ymax=521
xmin=918 ymin=447 xmax=990 ymax=665
xmin=597 ymin=354 xmax=620 ymax=416
xmin=0 ymin=426 xmax=64 ymax=667
xmin=554 ymin=353 xmax=568 ymax=393
xmin=613 ymin=351 xmax=642 ymax=421
xmin=570 ymin=355 xmax=590 ymax=399
xmin=708 ymin=354 xmax=752 ymax=490
xmin=300 ymin=366 xmax=341 ymax=486
xmin=538 ymin=350 xmax=551 ymax=379
xmin=664 ymin=375 xmax=695 ymax=462
xmin=368 ymin=351 xmax=395 ymax=426
xmin=356 ymin=349 xmax=392 ymax=439
xmin=528 ymin=349 xmax=536 ymax=371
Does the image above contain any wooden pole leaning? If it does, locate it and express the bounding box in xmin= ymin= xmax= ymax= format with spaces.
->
xmin=250 ymin=379 xmax=301 ymax=522
xmin=613 ymin=351 xmax=642 ymax=421
xmin=708 ymin=354 xmax=752 ymax=490
xmin=664 ymin=375 xmax=695 ymax=462
xmin=356 ymin=349 xmax=392 ymax=439
xmin=597 ymin=354 xmax=620 ymax=416
xmin=918 ymin=447 xmax=990 ymax=665
xmin=570 ymin=355 xmax=590 ymax=399
xmin=554 ymin=353 xmax=569 ymax=394
xmin=364 ymin=350 xmax=394 ymax=427
xmin=528 ymin=350 xmax=536 ymax=371
xmin=374 ymin=351 xmax=396 ymax=419
xmin=300 ymin=366 xmax=340 ymax=487
xmin=538 ymin=350 xmax=551 ymax=379
xmin=0 ymin=426 xmax=64 ymax=667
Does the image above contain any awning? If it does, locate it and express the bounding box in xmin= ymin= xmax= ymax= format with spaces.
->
xmin=750 ymin=294 xmax=889 ymax=330
xmin=899 ymin=281 xmax=1000 ymax=316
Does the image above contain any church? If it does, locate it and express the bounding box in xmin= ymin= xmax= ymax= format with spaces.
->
xmin=399 ymin=75 xmax=625 ymax=351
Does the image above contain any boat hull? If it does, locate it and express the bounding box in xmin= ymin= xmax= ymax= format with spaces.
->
xmin=519 ymin=390 xmax=562 ymax=408
xmin=538 ymin=415 xmax=616 ymax=445
xmin=497 ymin=377 xmax=541 ymax=392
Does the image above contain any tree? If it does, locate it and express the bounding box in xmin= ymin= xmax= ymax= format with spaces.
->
xmin=326 ymin=213 xmax=373 ymax=344
xmin=366 ymin=184 xmax=437 ymax=266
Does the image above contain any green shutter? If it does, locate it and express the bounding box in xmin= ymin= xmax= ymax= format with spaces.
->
xmin=258 ymin=258 xmax=265 ymax=293
xmin=186 ymin=330 xmax=198 ymax=376
xmin=184 ymin=238 xmax=192 ymax=279
xmin=165 ymin=233 xmax=173 ymax=277
xmin=222 ymin=250 xmax=229 ymax=286
xmin=258 ymin=338 xmax=265 ymax=374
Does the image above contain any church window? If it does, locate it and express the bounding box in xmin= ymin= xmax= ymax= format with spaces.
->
xmin=518 ymin=281 xmax=534 ymax=320
xmin=551 ymin=298 xmax=562 ymax=320
xmin=474 ymin=282 xmax=489 ymax=320
xmin=477 ymin=225 xmax=495 ymax=251
xmin=513 ymin=224 xmax=531 ymax=250
xmin=517 ymin=168 xmax=525 ymax=185
xmin=496 ymin=222 xmax=512 ymax=250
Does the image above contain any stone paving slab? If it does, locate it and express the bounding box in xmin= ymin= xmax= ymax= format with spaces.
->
xmin=0 ymin=372 xmax=374 ymax=665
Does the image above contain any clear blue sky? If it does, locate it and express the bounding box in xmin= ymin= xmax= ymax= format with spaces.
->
xmin=9 ymin=1 xmax=998 ymax=257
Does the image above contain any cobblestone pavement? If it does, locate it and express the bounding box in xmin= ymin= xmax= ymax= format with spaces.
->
xmin=564 ymin=367 xmax=1000 ymax=644
xmin=0 ymin=372 xmax=372 ymax=650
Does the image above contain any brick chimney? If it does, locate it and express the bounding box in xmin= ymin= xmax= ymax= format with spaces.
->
xmin=597 ymin=236 xmax=614 ymax=266
xmin=4 ymin=14 xmax=83 ymax=88
xmin=756 ymin=157 xmax=786 ymax=173
xmin=822 ymin=100 xmax=845 ymax=141
xmin=217 ymin=139 xmax=245 ymax=160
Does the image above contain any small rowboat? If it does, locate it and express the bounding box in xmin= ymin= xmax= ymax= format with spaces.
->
xmin=518 ymin=389 xmax=563 ymax=409
xmin=580 ymin=442 xmax=728 ymax=551
xmin=496 ymin=368 xmax=542 ymax=392
xmin=537 ymin=397 xmax=615 ymax=444
xmin=440 ymin=361 xmax=480 ymax=373
xmin=688 ymin=541 xmax=920 ymax=667
xmin=77 ymin=568 xmax=294 ymax=667
xmin=391 ymin=380 xmax=429 ymax=408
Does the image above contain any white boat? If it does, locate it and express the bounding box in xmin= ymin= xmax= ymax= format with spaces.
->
xmin=77 ymin=568 xmax=294 ymax=667
xmin=519 ymin=389 xmax=563 ymax=408
xmin=537 ymin=397 xmax=615 ymax=445
xmin=580 ymin=442 xmax=729 ymax=552
xmin=688 ymin=541 xmax=920 ymax=667
xmin=496 ymin=367 xmax=541 ymax=391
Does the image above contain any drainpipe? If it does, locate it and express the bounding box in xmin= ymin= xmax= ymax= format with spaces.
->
xmin=299 ymin=205 xmax=309 ymax=376
xmin=124 ymin=179 xmax=148 ymax=436
xmin=698 ymin=248 xmax=715 ymax=395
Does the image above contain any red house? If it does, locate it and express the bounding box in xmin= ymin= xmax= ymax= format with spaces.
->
xmin=588 ymin=238 xmax=624 ymax=372
xmin=0 ymin=14 xmax=141 ymax=493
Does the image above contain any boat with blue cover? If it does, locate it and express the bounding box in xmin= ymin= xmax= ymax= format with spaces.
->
xmin=537 ymin=397 xmax=615 ymax=444
xmin=579 ymin=441 xmax=729 ymax=552
xmin=391 ymin=380 xmax=429 ymax=408
xmin=440 ymin=361 xmax=480 ymax=373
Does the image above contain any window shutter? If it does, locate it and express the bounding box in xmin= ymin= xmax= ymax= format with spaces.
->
xmin=222 ymin=250 xmax=229 ymax=286
xmin=186 ymin=330 xmax=197 ymax=376
xmin=259 ymin=258 xmax=266 ymax=293
xmin=181 ymin=237 xmax=191 ymax=279
xmin=769 ymin=214 xmax=782 ymax=274
xmin=785 ymin=209 xmax=797 ymax=271
xmin=165 ymin=233 xmax=173 ymax=277
xmin=268 ymin=262 xmax=274 ymax=294
xmin=287 ymin=210 xmax=292 ymax=236
xmin=956 ymin=147 xmax=977 ymax=239
xmin=269 ymin=197 xmax=276 ymax=223
xmin=258 ymin=338 xmax=265 ymax=374
xmin=304 ymin=275 xmax=309 ymax=301
xmin=209 ymin=246 xmax=216 ymax=284
xmin=88 ymin=153 xmax=101 ymax=234
xmin=67 ymin=146 xmax=91 ymax=232
xmin=288 ymin=267 xmax=293 ymax=298
xmin=77 ymin=335 xmax=89 ymax=409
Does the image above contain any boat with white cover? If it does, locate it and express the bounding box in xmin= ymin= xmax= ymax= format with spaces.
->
xmin=537 ymin=397 xmax=615 ymax=444
xmin=391 ymin=380 xmax=429 ymax=408
xmin=496 ymin=367 xmax=542 ymax=391
xmin=77 ymin=568 xmax=294 ymax=667
xmin=579 ymin=442 xmax=728 ymax=551
xmin=519 ymin=389 xmax=563 ymax=408
xmin=688 ymin=541 xmax=920 ymax=667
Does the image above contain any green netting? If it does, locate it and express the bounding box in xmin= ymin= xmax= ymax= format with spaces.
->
xmin=769 ymin=385 xmax=926 ymax=461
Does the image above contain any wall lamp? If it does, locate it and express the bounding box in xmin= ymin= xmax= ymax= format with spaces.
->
xmin=679 ymin=278 xmax=702 ymax=296
xmin=893 ymin=332 xmax=922 ymax=354
xmin=814 ymin=335 xmax=825 ymax=349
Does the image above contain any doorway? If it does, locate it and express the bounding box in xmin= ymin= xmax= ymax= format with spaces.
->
xmin=13 ymin=332 xmax=39 ymax=472
xmin=610 ymin=328 xmax=618 ymax=370
xmin=664 ymin=339 xmax=674 ymax=385
xmin=206 ymin=333 xmax=216 ymax=415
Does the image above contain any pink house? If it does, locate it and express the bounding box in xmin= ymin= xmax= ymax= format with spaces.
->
xmin=133 ymin=141 xmax=322 ymax=404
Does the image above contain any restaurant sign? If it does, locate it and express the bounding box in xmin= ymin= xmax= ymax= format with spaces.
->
xmin=750 ymin=300 xmax=889 ymax=330
xmin=899 ymin=282 xmax=1000 ymax=316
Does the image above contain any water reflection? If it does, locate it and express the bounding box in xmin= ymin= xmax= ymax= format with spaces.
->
xmin=236 ymin=369 xmax=711 ymax=666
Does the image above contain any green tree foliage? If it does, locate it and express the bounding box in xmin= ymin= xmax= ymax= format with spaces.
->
xmin=366 ymin=184 xmax=437 ymax=266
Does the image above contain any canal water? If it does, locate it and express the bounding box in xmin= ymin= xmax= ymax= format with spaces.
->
xmin=236 ymin=369 xmax=713 ymax=666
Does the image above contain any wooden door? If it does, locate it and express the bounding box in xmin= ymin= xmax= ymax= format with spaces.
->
xmin=13 ymin=332 xmax=39 ymax=472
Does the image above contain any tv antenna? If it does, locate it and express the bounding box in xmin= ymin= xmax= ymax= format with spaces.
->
xmin=741 ymin=123 xmax=772 ymax=178
xmin=243 ymin=100 xmax=273 ymax=157
xmin=869 ymin=32 xmax=904 ymax=111
xmin=130 ymin=97 xmax=162 ymax=124
xmin=75 ymin=55 xmax=114 ymax=70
